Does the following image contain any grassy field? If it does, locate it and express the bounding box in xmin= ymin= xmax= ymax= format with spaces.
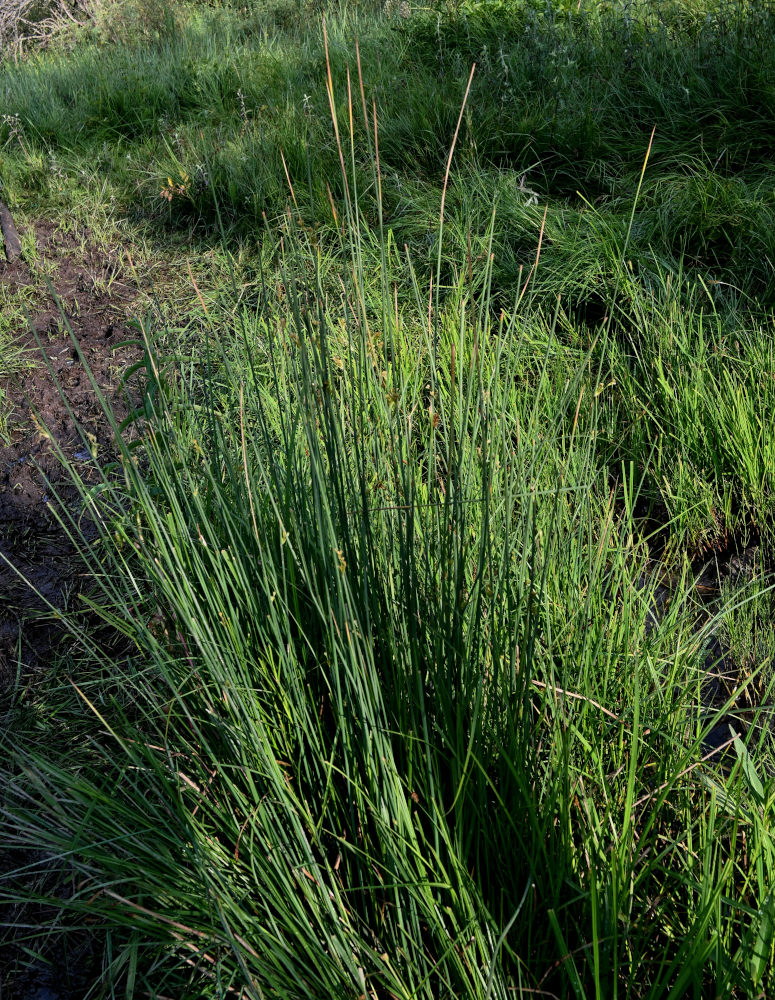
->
xmin=2 ymin=0 xmax=775 ymax=996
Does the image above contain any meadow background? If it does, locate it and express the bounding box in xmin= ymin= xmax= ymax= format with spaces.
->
xmin=2 ymin=0 xmax=775 ymax=996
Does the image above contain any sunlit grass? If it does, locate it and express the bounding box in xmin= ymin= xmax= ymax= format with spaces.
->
xmin=2 ymin=1 xmax=775 ymax=996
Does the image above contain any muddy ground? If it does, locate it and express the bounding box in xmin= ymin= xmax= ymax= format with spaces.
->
xmin=1 ymin=217 xmax=140 ymax=998
xmin=0 ymin=219 xmax=139 ymax=690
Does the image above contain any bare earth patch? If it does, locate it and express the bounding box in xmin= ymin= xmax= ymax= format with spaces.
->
xmin=0 ymin=214 xmax=144 ymax=998
xmin=0 ymin=217 xmax=139 ymax=690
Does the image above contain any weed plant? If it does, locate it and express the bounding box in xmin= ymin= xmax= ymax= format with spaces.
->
xmin=4 ymin=202 xmax=775 ymax=998
xmin=2 ymin=0 xmax=775 ymax=545
xmin=2 ymin=1 xmax=775 ymax=997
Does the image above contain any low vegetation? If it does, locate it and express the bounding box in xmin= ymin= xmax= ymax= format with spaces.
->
xmin=2 ymin=0 xmax=775 ymax=996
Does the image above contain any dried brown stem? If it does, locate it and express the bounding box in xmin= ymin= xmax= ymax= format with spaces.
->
xmin=0 ymin=0 xmax=91 ymax=59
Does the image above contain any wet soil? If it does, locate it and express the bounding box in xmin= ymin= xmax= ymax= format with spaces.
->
xmin=1 ymin=218 xmax=140 ymax=998
xmin=644 ymin=537 xmax=772 ymax=766
xmin=0 ymin=219 xmax=139 ymax=690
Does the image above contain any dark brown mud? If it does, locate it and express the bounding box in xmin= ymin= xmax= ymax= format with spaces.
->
xmin=0 ymin=218 xmax=139 ymax=690
xmin=1 ymin=218 xmax=140 ymax=999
